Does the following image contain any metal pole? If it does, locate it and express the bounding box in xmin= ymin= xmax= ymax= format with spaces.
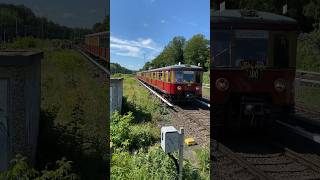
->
xmin=179 ymin=128 xmax=184 ymax=180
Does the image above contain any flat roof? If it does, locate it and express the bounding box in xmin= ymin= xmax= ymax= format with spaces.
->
xmin=85 ymin=31 xmax=109 ymax=37
xmin=0 ymin=50 xmax=43 ymax=57
xmin=213 ymin=9 xmax=297 ymax=24
xmin=212 ymin=9 xmax=298 ymax=31
xmin=141 ymin=64 xmax=204 ymax=73
xmin=0 ymin=50 xmax=43 ymax=65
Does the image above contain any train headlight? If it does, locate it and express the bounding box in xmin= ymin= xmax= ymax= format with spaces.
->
xmin=274 ymin=78 xmax=286 ymax=92
xmin=195 ymin=86 xmax=200 ymax=91
xmin=177 ymin=86 xmax=182 ymax=91
xmin=215 ymin=78 xmax=229 ymax=91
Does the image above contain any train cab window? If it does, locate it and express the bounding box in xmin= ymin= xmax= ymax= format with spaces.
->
xmin=176 ymin=71 xmax=183 ymax=83
xmin=175 ymin=71 xmax=195 ymax=83
xmin=274 ymin=35 xmax=289 ymax=68
xmin=235 ymin=38 xmax=268 ymax=67
xmin=212 ymin=31 xmax=231 ymax=67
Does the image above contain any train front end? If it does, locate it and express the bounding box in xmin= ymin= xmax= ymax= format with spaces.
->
xmin=170 ymin=66 xmax=204 ymax=101
xmin=211 ymin=10 xmax=298 ymax=128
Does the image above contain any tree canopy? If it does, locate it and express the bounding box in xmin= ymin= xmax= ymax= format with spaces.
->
xmin=142 ymin=34 xmax=209 ymax=71
xmin=111 ymin=63 xmax=135 ymax=74
xmin=0 ymin=3 xmax=109 ymax=43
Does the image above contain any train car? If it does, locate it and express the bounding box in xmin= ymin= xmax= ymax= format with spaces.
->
xmin=84 ymin=31 xmax=109 ymax=66
xmin=211 ymin=9 xmax=298 ymax=127
xmin=137 ymin=64 xmax=204 ymax=101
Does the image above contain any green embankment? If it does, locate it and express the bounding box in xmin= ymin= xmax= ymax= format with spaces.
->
xmin=110 ymin=74 xmax=210 ymax=180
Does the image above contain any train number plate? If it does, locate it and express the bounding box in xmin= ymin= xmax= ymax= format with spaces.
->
xmin=248 ymin=68 xmax=261 ymax=80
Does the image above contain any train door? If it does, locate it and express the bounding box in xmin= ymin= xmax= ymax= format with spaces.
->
xmin=160 ymin=71 xmax=164 ymax=90
xmin=0 ymin=79 xmax=8 ymax=171
xmin=100 ymin=35 xmax=106 ymax=60
xmin=167 ymin=71 xmax=171 ymax=94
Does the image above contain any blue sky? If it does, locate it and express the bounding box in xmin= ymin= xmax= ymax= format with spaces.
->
xmin=111 ymin=0 xmax=210 ymax=70
xmin=1 ymin=0 xmax=108 ymax=28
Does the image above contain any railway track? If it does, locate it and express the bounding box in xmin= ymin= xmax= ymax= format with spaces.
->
xmin=137 ymin=79 xmax=211 ymax=145
xmin=77 ymin=47 xmax=110 ymax=77
xmin=170 ymin=103 xmax=210 ymax=146
xmin=296 ymin=70 xmax=320 ymax=87
xmin=213 ymin=134 xmax=320 ymax=180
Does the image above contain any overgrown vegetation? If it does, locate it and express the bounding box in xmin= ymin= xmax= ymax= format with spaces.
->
xmin=297 ymin=31 xmax=320 ymax=72
xmin=110 ymin=74 xmax=210 ymax=179
xmin=0 ymin=154 xmax=78 ymax=179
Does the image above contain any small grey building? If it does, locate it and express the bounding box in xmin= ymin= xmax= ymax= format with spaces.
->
xmin=110 ymin=78 xmax=123 ymax=116
xmin=0 ymin=51 xmax=43 ymax=171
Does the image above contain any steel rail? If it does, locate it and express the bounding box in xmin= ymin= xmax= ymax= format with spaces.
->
xmin=77 ymin=48 xmax=110 ymax=76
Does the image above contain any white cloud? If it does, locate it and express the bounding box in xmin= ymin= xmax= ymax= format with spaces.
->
xmin=188 ymin=22 xmax=198 ymax=27
xmin=161 ymin=19 xmax=166 ymax=23
xmin=110 ymin=36 xmax=161 ymax=58
xmin=143 ymin=23 xmax=149 ymax=27
xmin=150 ymin=0 xmax=156 ymax=3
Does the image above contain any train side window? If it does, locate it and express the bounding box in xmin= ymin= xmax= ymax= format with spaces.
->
xmin=159 ymin=72 xmax=162 ymax=80
xmin=274 ymin=35 xmax=289 ymax=68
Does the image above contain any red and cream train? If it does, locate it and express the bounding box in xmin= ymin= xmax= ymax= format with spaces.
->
xmin=84 ymin=31 xmax=109 ymax=66
xmin=137 ymin=64 xmax=204 ymax=101
xmin=211 ymin=9 xmax=298 ymax=127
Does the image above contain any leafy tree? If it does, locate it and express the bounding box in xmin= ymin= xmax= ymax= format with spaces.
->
xmin=110 ymin=63 xmax=134 ymax=74
xmin=168 ymin=36 xmax=186 ymax=64
xmin=184 ymin=34 xmax=209 ymax=70
xmin=92 ymin=16 xmax=109 ymax=33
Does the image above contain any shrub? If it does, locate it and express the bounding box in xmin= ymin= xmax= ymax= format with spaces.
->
xmin=111 ymin=145 xmax=204 ymax=180
xmin=111 ymin=112 xmax=159 ymax=150
xmin=129 ymin=124 xmax=159 ymax=150
xmin=0 ymin=154 xmax=78 ymax=180
xmin=193 ymin=148 xmax=210 ymax=179
xmin=111 ymin=111 xmax=133 ymax=149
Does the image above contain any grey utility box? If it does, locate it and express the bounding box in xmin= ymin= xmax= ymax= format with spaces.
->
xmin=161 ymin=126 xmax=181 ymax=154
xmin=0 ymin=51 xmax=43 ymax=171
xmin=110 ymin=78 xmax=123 ymax=116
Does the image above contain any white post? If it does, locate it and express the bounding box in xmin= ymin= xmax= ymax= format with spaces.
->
xmin=179 ymin=128 xmax=184 ymax=180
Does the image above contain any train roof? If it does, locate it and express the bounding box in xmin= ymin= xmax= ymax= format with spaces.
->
xmin=212 ymin=9 xmax=298 ymax=30
xmin=85 ymin=31 xmax=109 ymax=37
xmin=141 ymin=64 xmax=204 ymax=73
